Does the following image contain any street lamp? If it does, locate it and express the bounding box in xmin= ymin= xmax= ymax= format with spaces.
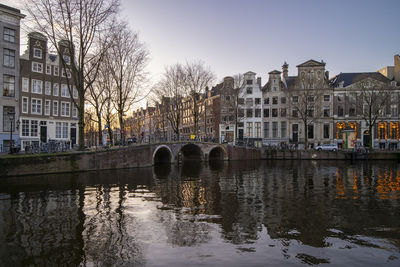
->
xmin=7 ymin=111 xmax=15 ymax=154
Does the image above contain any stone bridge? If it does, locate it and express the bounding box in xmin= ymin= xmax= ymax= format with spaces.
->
xmin=0 ymin=142 xmax=261 ymax=177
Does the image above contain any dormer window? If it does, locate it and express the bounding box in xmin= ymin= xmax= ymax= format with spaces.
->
xmin=246 ymin=79 xmax=253 ymax=85
xmin=33 ymin=48 xmax=42 ymax=59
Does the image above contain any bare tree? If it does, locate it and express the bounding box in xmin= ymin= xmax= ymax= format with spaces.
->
xmin=25 ymin=0 xmax=119 ymax=149
xmin=102 ymin=85 xmax=117 ymax=145
xmin=183 ymin=61 xmax=215 ymax=137
xmin=357 ymin=80 xmax=391 ymax=150
xmin=153 ymin=64 xmax=186 ymax=140
xmin=106 ymin=22 xmax=149 ymax=144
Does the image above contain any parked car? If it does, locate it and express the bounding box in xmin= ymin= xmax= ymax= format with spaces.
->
xmin=315 ymin=144 xmax=338 ymax=151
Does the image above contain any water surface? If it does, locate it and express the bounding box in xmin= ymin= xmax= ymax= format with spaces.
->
xmin=1 ymin=160 xmax=400 ymax=266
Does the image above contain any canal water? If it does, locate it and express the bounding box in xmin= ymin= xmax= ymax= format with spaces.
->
xmin=0 ymin=160 xmax=400 ymax=266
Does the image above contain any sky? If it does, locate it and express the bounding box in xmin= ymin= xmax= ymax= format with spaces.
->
xmin=5 ymin=0 xmax=400 ymax=85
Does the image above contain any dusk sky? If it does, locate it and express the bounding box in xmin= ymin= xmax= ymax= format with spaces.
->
xmin=7 ymin=0 xmax=400 ymax=83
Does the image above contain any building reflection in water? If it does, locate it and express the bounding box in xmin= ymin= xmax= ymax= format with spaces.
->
xmin=0 ymin=160 xmax=400 ymax=266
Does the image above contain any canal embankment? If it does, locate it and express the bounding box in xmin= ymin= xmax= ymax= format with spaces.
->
xmin=1 ymin=147 xmax=400 ymax=177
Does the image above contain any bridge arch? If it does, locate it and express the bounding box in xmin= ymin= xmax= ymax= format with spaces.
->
xmin=208 ymin=145 xmax=227 ymax=161
xmin=153 ymin=145 xmax=174 ymax=165
xmin=179 ymin=143 xmax=204 ymax=161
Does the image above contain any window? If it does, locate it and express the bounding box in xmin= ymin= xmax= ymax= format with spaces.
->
xmin=45 ymin=81 xmax=51 ymax=95
xmin=56 ymin=122 xmax=62 ymax=138
xmin=307 ymin=96 xmax=315 ymax=102
xmin=22 ymin=120 xmax=29 ymax=137
xmin=281 ymin=97 xmax=286 ymax=104
xmin=264 ymin=97 xmax=270 ymax=104
xmin=391 ymin=104 xmax=398 ymax=117
xmin=61 ymin=84 xmax=70 ymax=97
xmin=308 ymin=124 xmax=314 ymax=139
xmin=238 ymin=108 xmax=244 ymax=118
xmin=292 ymin=109 xmax=298 ymax=117
xmin=349 ymin=106 xmax=356 ymax=116
xmin=225 ymin=95 xmax=230 ymax=101
xmin=264 ymin=122 xmax=269 ymax=138
xmin=53 ymin=83 xmax=59 ymax=96
xmin=3 ymin=75 xmax=15 ymax=97
xmin=263 ymin=108 xmax=269 ymax=118
xmin=272 ymin=122 xmax=278 ymax=138
xmin=62 ymin=122 xmax=68 ymax=138
xmin=30 ymin=120 xmax=38 ymax=136
xmin=323 ymin=124 xmax=330 ymax=139
xmin=246 ymin=79 xmax=253 ymax=85
xmin=246 ymin=98 xmax=253 ymax=106
xmin=72 ymin=104 xmax=78 ymax=118
xmin=281 ymin=121 xmax=287 ymax=138
xmin=46 ymin=65 xmax=51 ymax=75
xmin=272 ymin=97 xmax=278 ymax=105
xmin=246 ymin=122 xmax=253 ymax=137
xmin=22 ymin=97 xmax=28 ymax=113
xmin=324 ymin=95 xmax=330 ymax=102
xmin=33 ymin=48 xmax=42 ymax=59
xmin=246 ymin=87 xmax=252 ymax=94
xmin=3 ymin=48 xmax=15 ymax=67
xmin=32 ymin=62 xmax=43 ymax=73
xmin=255 ymin=109 xmax=261 ymax=117
xmin=272 ymin=108 xmax=278 ymax=117
xmin=292 ymin=95 xmax=298 ymax=103
xmin=54 ymin=66 xmax=59 ymax=76
xmin=53 ymin=101 xmax=59 ymax=116
xmin=61 ymin=68 xmax=71 ymax=78
xmin=63 ymin=55 xmax=71 ymax=65
xmin=255 ymin=98 xmax=261 ymax=105
xmin=273 ymin=87 xmax=277 ymax=92
xmin=338 ymin=105 xmax=344 ymax=117
xmin=31 ymin=98 xmax=42 ymax=114
xmin=2 ymin=106 xmax=15 ymax=132
xmin=307 ymin=107 xmax=314 ymax=117
xmin=32 ymin=79 xmax=43 ymax=94
xmin=280 ymin=108 xmax=287 ymax=117
xmin=72 ymin=86 xmax=78 ymax=99
xmin=4 ymin=28 xmax=16 ymax=43
xmin=255 ymin=122 xmax=261 ymax=138
xmin=337 ymin=94 xmax=343 ymax=102
xmin=45 ymin=100 xmax=51 ymax=115
xmin=238 ymin=98 xmax=244 ymax=105
xmin=61 ymin=102 xmax=70 ymax=117
xmin=22 ymin=77 xmax=29 ymax=92
xmin=323 ymin=107 xmax=330 ymax=117
xmin=246 ymin=109 xmax=253 ymax=118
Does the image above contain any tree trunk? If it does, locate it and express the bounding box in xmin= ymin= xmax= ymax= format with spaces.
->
xmin=78 ymin=95 xmax=85 ymax=150
xmin=369 ymin=123 xmax=373 ymax=150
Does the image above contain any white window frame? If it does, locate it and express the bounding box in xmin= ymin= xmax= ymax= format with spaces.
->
xmin=33 ymin=48 xmax=42 ymax=59
xmin=54 ymin=66 xmax=59 ymax=76
xmin=61 ymin=84 xmax=70 ymax=98
xmin=73 ymin=86 xmax=78 ymax=99
xmin=45 ymin=99 xmax=51 ymax=116
xmin=53 ymin=101 xmax=59 ymax=116
xmin=53 ymin=83 xmax=59 ymax=96
xmin=32 ymin=62 xmax=43 ymax=73
xmin=22 ymin=97 xmax=29 ymax=113
xmin=31 ymin=79 xmax=43 ymax=94
xmin=61 ymin=101 xmax=70 ymax=117
xmin=22 ymin=77 xmax=29 ymax=92
xmin=63 ymin=55 xmax=71 ymax=65
xmin=31 ymin=98 xmax=42 ymax=115
xmin=56 ymin=122 xmax=62 ymax=138
xmin=45 ymin=81 xmax=51 ymax=95
xmin=46 ymin=65 xmax=52 ymax=75
xmin=72 ymin=104 xmax=78 ymax=118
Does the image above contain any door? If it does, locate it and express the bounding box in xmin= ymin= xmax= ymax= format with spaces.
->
xmin=71 ymin=128 xmax=77 ymax=146
xmin=363 ymin=130 xmax=369 ymax=147
xmin=40 ymin=126 xmax=47 ymax=143
xmin=292 ymin=124 xmax=298 ymax=143
xmin=238 ymin=129 xmax=244 ymax=140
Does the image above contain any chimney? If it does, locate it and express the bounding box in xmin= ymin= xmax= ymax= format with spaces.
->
xmin=282 ymin=61 xmax=288 ymax=80
xmin=257 ymin=77 xmax=262 ymax=87
xmin=394 ymin=54 xmax=400 ymax=83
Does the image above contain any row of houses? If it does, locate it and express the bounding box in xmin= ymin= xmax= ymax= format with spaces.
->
xmin=128 ymin=55 xmax=400 ymax=149
xmin=0 ymin=4 xmax=78 ymax=152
